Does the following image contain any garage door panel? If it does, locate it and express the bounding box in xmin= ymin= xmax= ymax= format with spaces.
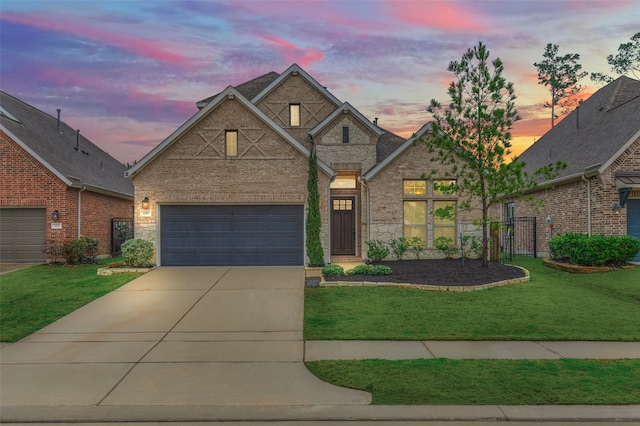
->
xmin=160 ymin=205 xmax=303 ymax=266
xmin=0 ymin=208 xmax=46 ymax=263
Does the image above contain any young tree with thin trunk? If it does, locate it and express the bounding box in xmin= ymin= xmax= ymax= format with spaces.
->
xmin=423 ymin=41 xmax=565 ymax=267
xmin=591 ymin=32 xmax=640 ymax=84
xmin=534 ymin=43 xmax=588 ymax=127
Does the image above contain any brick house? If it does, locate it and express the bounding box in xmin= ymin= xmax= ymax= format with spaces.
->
xmin=491 ymin=76 xmax=640 ymax=261
xmin=1 ymin=91 xmax=134 ymax=263
xmin=127 ymin=64 xmax=482 ymax=266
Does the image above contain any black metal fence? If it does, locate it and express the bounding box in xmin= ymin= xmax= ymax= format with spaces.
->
xmin=491 ymin=217 xmax=537 ymax=261
xmin=111 ymin=217 xmax=133 ymax=257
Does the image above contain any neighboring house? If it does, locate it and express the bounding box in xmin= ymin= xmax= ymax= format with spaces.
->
xmin=127 ymin=64 xmax=481 ymax=266
xmin=492 ymin=76 xmax=640 ymax=260
xmin=1 ymin=91 xmax=134 ymax=263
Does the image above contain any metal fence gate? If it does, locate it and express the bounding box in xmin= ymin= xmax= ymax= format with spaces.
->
xmin=111 ymin=217 xmax=133 ymax=257
xmin=491 ymin=217 xmax=537 ymax=261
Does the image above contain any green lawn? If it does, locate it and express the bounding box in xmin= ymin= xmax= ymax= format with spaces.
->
xmin=304 ymin=257 xmax=640 ymax=341
xmin=306 ymin=358 xmax=640 ymax=405
xmin=0 ymin=261 xmax=142 ymax=342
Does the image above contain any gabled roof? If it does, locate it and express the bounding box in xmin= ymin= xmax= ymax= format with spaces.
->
xmin=251 ymin=64 xmax=342 ymax=107
xmin=518 ymin=76 xmax=640 ymax=183
xmin=196 ymin=71 xmax=280 ymax=109
xmin=309 ymin=102 xmax=384 ymax=138
xmin=0 ymin=91 xmax=133 ymax=198
xmin=127 ymin=86 xmax=336 ymax=179
xmin=363 ymin=122 xmax=433 ymax=180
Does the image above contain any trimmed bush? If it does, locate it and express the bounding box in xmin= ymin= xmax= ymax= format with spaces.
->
xmin=346 ymin=264 xmax=393 ymax=276
xmin=549 ymin=233 xmax=640 ymax=266
xmin=389 ymin=237 xmax=411 ymax=260
xmin=434 ymin=236 xmax=459 ymax=258
xmin=61 ymin=239 xmax=86 ymax=265
xmin=322 ymin=264 xmax=345 ymax=277
xmin=366 ymin=240 xmax=390 ymax=262
xmin=372 ymin=265 xmax=393 ymax=275
xmin=121 ymin=238 xmax=154 ymax=268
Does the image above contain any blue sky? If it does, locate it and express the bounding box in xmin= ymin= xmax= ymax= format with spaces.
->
xmin=1 ymin=0 xmax=639 ymax=163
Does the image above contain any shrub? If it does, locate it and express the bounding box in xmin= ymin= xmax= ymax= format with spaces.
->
xmin=322 ymin=264 xmax=345 ymax=277
xmin=121 ymin=238 xmax=154 ymax=268
xmin=61 ymin=239 xmax=86 ymax=265
xmin=42 ymin=239 xmax=64 ymax=264
xmin=462 ymin=235 xmax=483 ymax=259
xmin=389 ymin=237 xmax=411 ymax=260
xmin=549 ymin=233 xmax=640 ymax=266
xmin=410 ymin=237 xmax=425 ymax=260
xmin=346 ymin=264 xmax=393 ymax=276
xmin=80 ymin=236 xmax=99 ymax=263
xmin=366 ymin=240 xmax=390 ymax=262
xmin=434 ymin=236 xmax=459 ymax=258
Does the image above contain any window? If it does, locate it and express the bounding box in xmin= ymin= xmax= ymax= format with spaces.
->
xmin=506 ymin=202 xmax=515 ymax=222
xmin=433 ymin=179 xmax=457 ymax=195
xmin=433 ymin=200 xmax=456 ymax=240
xmin=403 ymin=180 xmax=427 ymax=196
xmin=330 ymin=176 xmax=357 ymax=189
xmin=342 ymin=126 xmax=349 ymax=143
xmin=225 ymin=130 xmax=237 ymax=157
xmin=404 ymin=201 xmax=427 ymax=242
xmin=403 ymin=179 xmax=457 ymax=246
xmin=289 ymin=104 xmax=300 ymax=127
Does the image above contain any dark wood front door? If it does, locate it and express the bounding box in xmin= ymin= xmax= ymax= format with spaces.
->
xmin=331 ymin=197 xmax=356 ymax=255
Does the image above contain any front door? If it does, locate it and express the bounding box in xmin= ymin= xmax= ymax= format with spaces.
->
xmin=331 ymin=197 xmax=356 ymax=255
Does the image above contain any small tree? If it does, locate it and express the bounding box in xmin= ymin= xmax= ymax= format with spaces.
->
xmin=306 ymin=149 xmax=324 ymax=266
xmin=534 ymin=43 xmax=588 ymax=127
xmin=591 ymin=32 xmax=640 ymax=84
xmin=423 ymin=41 xmax=565 ymax=267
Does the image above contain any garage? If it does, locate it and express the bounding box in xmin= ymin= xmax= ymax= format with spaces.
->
xmin=160 ymin=205 xmax=304 ymax=266
xmin=627 ymin=199 xmax=640 ymax=262
xmin=0 ymin=208 xmax=46 ymax=263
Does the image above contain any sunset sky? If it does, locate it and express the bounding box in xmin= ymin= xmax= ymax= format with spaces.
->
xmin=1 ymin=0 xmax=639 ymax=164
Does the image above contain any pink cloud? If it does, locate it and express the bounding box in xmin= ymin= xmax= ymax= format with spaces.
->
xmin=257 ymin=35 xmax=324 ymax=67
xmin=387 ymin=1 xmax=489 ymax=32
xmin=2 ymin=11 xmax=190 ymax=66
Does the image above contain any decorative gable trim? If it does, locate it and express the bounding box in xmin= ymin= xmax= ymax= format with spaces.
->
xmin=309 ymin=102 xmax=383 ymax=138
xmin=127 ymin=86 xmax=336 ymax=178
xmin=251 ymin=64 xmax=342 ymax=107
xmin=599 ymin=129 xmax=640 ymax=175
xmin=362 ymin=122 xmax=433 ymax=181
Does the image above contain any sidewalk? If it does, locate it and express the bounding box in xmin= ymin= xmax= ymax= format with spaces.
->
xmin=305 ymin=339 xmax=640 ymax=360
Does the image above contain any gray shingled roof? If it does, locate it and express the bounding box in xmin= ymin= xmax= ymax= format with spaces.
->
xmin=518 ymin=76 xmax=640 ymax=182
xmin=196 ymin=71 xmax=281 ymax=109
xmin=375 ymin=128 xmax=407 ymax=167
xmin=0 ymin=91 xmax=133 ymax=198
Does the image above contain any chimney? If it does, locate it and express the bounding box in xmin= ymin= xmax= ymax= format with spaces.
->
xmin=56 ymin=109 xmax=61 ymax=133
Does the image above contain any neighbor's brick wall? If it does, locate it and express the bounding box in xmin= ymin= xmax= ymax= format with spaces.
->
xmin=1 ymin=130 xmax=133 ymax=258
xmin=365 ymin=141 xmax=482 ymax=259
xmin=493 ymin=134 xmax=640 ymax=256
xmin=254 ymin=74 xmax=336 ymax=149
xmin=132 ymin=96 xmax=332 ymax=264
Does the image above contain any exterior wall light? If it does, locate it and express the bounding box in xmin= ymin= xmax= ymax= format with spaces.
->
xmin=51 ymin=210 xmax=60 ymax=221
xmin=612 ymin=202 xmax=622 ymax=214
xmin=142 ymin=197 xmax=150 ymax=210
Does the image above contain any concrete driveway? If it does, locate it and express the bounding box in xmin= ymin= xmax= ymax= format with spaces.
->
xmin=0 ymin=267 xmax=370 ymax=411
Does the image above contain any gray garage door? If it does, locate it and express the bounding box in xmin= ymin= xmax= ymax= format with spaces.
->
xmin=0 ymin=208 xmax=46 ymax=263
xmin=160 ymin=205 xmax=304 ymax=266
xmin=627 ymin=199 xmax=640 ymax=262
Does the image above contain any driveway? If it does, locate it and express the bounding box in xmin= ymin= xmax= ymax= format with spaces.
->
xmin=0 ymin=267 xmax=370 ymax=411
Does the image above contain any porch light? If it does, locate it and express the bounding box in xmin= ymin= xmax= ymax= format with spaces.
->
xmin=142 ymin=197 xmax=150 ymax=209
xmin=51 ymin=210 xmax=59 ymax=221
xmin=612 ymin=202 xmax=622 ymax=214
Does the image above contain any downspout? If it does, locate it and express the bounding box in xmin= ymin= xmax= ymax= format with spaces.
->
xmin=581 ymin=174 xmax=592 ymax=236
xmin=359 ymin=177 xmax=371 ymax=245
xmin=78 ymin=185 xmax=86 ymax=238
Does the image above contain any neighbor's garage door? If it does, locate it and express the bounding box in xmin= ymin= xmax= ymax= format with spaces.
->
xmin=627 ymin=199 xmax=640 ymax=262
xmin=160 ymin=205 xmax=304 ymax=266
xmin=0 ymin=208 xmax=46 ymax=263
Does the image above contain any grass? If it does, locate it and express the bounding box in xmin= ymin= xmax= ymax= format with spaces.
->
xmin=0 ymin=260 xmax=142 ymax=342
xmin=304 ymin=257 xmax=640 ymax=341
xmin=305 ymin=358 xmax=640 ymax=405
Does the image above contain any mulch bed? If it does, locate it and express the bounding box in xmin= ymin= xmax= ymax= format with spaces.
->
xmin=325 ymin=258 xmax=526 ymax=286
